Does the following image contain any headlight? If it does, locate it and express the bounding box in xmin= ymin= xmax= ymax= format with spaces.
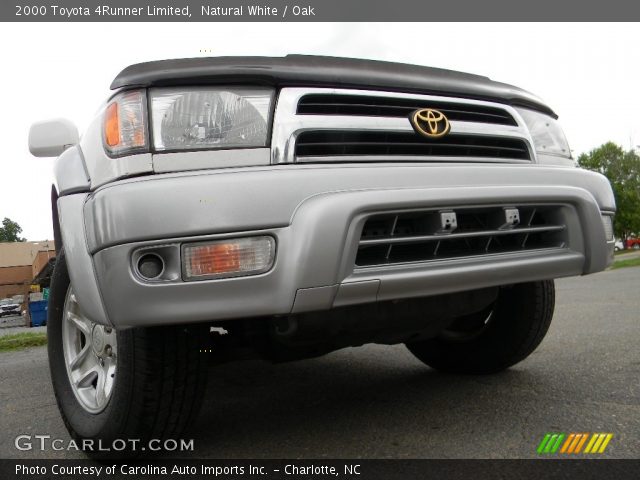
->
xmin=103 ymin=90 xmax=148 ymax=157
xmin=150 ymin=87 xmax=274 ymax=152
xmin=516 ymin=108 xmax=571 ymax=159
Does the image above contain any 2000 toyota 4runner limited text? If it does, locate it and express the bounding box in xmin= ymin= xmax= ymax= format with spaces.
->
xmin=29 ymin=56 xmax=615 ymax=454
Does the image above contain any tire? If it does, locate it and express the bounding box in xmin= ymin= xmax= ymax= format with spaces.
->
xmin=48 ymin=248 xmax=209 ymax=457
xmin=406 ymin=280 xmax=555 ymax=374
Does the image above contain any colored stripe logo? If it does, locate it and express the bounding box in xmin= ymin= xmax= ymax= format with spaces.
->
xmin=537 ymin=433 xmax=613 ymax=454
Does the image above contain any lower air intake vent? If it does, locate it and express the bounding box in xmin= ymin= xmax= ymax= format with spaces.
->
xmin=356 ymin=205 xmax=566 ymax=267
xmin=295 ymin=131 xmax=531 ymax=161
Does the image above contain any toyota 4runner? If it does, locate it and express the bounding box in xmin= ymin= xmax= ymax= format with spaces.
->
xmin=28 ymin=55 xmax=615 ymax=454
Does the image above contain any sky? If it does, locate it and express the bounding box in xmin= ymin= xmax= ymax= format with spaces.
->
xmin=1 ymin=22 xmax=639 ymax=240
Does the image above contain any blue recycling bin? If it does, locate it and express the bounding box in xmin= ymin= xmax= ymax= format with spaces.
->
xmin=29 ymin=300 xmax=48 ymax=327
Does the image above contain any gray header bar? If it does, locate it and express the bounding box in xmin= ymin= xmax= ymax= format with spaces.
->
xmin=4 ymin=0 xmax=640 ymax=21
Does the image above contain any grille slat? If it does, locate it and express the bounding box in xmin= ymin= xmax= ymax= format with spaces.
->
xmin=297 ymin=94 xmax=517 ymax=126
xmin=296 ymin=131 xmax=531 ymax=161
xmin=359 ymin=225 xmax=565 ymax=246
xmin=297 ymin=142 xmax=529 ymax=154
xmin=356 ymin=206 xmax=566 ymax=267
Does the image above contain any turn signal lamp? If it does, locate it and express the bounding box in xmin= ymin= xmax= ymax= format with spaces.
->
xmin=103 ymin=90 xmax=147 ymax=156
xmin=601 ymin=215 xmax=614 ymax=242
xmin=182 ymin=236 xmax=275 ymax=280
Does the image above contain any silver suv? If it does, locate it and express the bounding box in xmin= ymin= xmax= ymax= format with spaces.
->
xmin=29 ymin=56 xmax=615 ymax=456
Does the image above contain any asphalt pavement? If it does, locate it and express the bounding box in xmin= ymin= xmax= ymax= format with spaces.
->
xmin=1 ymin=267 xmax=638 ymax=459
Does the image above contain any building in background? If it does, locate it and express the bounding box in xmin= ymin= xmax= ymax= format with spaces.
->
xmin=0 ymin=241 xmax=56 ymax=300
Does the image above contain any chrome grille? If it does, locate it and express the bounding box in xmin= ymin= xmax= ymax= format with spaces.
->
xmin=271 ymin=88 xmax=535 ymax=164
xmin=297 ymin=94 xmax=518 ymax=126
xmin=356 ymin=205 xmax=566 ymax=267
xmin=295 ymin=131 xmax=531 ymax=161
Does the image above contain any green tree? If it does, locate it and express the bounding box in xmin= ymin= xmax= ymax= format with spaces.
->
xmin=577 ymin=142 xmax=640 ymax=239
xmin=0 ymin=217 xmax=26 ymax=242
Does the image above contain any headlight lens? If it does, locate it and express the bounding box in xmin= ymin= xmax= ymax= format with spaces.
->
xmin=150 ymin=87 xmax=274 ymax=152
xmin=516 ymin=108 xmax=571 ymax=159
xmin=103 ymin=90 xmax=148 ymax=157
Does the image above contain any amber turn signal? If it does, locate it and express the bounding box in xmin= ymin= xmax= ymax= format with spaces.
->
xmin=182 ymin=236 xmax=275 ymax=280
xmin=104 ymin=103 xmax=120 ymax=146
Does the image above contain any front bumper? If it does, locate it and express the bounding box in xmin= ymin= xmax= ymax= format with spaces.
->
xmin=68 ymin=163 xmax=615 ymax=328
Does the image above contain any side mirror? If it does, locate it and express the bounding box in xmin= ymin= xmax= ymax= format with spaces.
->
xmin=28 ymin=118 xmax=79 ymax=157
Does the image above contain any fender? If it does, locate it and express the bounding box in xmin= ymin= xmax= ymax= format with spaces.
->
xmin=51 ymin=145 xmax=91 ymax=252
xmin=52 ymin=146 xmax=110 ymax=325
xmin=56 ymin=193 xmax=111 ymax=326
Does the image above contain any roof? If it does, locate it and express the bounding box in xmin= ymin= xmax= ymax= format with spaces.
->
xmin=111 ymin=55 xmax=556 ymax=117
xmin=0 ymin=241 xmax=55 ymax=268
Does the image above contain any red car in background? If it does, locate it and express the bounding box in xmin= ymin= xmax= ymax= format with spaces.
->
xmin=625 ymin=238 xmax=640 ymax=249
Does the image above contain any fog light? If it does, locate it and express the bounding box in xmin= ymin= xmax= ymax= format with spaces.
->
xmin=137 ymin=253 xmax=164 ymax=279
xmin=182 ymin=236 xmax=275 ymax=280
xmin=601 ymin=215 xmax=614 ymax=242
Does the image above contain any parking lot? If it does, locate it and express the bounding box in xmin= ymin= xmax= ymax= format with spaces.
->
xmin=1 ymin=266 xmax=638 ymax=459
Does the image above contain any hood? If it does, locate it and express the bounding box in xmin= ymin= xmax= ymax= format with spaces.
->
xmin=111 ymin=55 xmax=556 ymax=117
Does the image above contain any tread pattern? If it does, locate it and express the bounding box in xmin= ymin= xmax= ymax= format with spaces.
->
xmin=406 ymin=281 xmax=555 ymax=374
xmin=124 ymin=325 xmax=209 ymax=440
xmin=508 ymin=280 xmax=555 ymax=367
